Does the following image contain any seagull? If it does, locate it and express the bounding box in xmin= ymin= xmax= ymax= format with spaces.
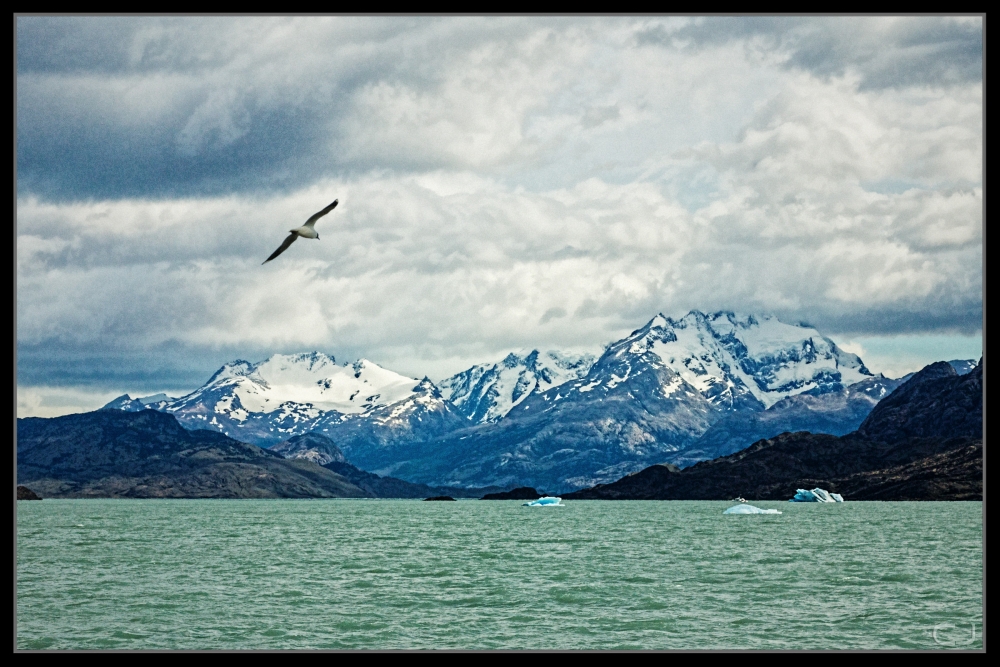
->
xmin=262 ymin=199 xmax=338 ymax=264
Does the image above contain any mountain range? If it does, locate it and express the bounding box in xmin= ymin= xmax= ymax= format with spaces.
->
xmin=565 ymin=359 xmax=982 ymax=501
xmin=98 ymin=310 xmax=978 ymax=490
xmin=20 ymin=358 xmax=980 ymax=501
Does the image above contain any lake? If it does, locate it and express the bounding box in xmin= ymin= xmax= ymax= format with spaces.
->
xmin=16 ymin=499 xmax=983 ymax=650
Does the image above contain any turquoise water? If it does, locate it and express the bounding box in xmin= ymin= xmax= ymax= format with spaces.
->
xmin=16 ymin=500 xmax=983 ymax=650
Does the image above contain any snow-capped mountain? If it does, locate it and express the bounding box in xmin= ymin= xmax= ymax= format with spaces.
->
xmin=172 ymin=352 xmax=420 ymax=416
xmin=99 ymin=311 xmax=887 ymax=491
xmin=307 ymin=379 xmax=471 ymax=476
xmin=101 ymin=393 xmax=174 ymax=412
xmin=609 ymin=311 xmax=872 ymax=410
xmin=121 ymin=352 xmax=426 ymax=445
xmin=385 ymin=311 xmax=877 ymax=490
xmin=439 ymin=350 xmax=596 ymax=423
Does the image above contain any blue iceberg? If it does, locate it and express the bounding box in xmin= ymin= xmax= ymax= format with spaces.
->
xmin=523 ymin=496 xmax=564 ymax=507
xmin=789 ymin=488 xmax=844 ymax=503
xmin=723 ymin=503 xmax=782 ymax=515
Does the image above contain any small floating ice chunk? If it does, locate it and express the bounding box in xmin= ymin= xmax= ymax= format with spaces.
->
xmin=724 ymin=503 xmax=781 ymax=514
xmin=523 ymin=496 xmax=564 ymax=507
xmin=789 ymin=488 xmax=844 ymax=503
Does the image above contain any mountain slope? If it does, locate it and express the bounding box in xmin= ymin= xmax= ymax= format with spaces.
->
xmin=563 ymin=433 xmax=980 ymax=501
xmin=107 ymin=352 xmax=425 ymax=446
xmin=95 ymin=311 xmax=882 ymax=491
xmin=264 ymin=431 xmax=448 ymax=498
xmin=269 ymin=432 xmax=348 ymax=465
xmin=16 ymin=410 xmax=368 ymax=498
xmin=672 ymin=373 xmax=906 ymax=466
xmin=565 ymin=360 xmax=982 ymax=501
xmin=439 ymin=350 xmax=596 ymax=423
xmin=308 ymin=379 xmax=471 ymax=476
xmin=857 ymin=359 xmax=983 ymax=443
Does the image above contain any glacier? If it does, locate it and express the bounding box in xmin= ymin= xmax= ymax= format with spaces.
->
xmin=723 ymin=503 xmax=782 ymax=514
xmin=789 ymin=488 xmax=844 ymax=503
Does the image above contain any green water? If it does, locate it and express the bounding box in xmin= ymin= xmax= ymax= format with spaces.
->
xmin=16 ymin=500 xmax=982 ymax=650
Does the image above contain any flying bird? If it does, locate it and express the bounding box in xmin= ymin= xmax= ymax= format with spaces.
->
xmin=262 ymin=199 xmax=338 ymax=264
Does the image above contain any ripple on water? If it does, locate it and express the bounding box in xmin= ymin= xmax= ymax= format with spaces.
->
xmin=17 ymin=499 xmax=982 ymax=650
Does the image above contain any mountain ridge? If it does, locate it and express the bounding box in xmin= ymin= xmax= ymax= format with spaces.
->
xmin=563 ymin=359 xmax=982 ymax=500
xmin=95 ymin=311 xmax=977 ymax=490
xmin=16 ymin=410 xmax=369 ymax=498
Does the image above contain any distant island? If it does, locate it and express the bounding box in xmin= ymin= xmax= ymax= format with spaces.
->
xmin=17 ymin=486 xmax=41 ymax=500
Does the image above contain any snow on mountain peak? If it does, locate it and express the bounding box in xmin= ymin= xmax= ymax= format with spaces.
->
xmin=615 ymin=310 xmax=871 ymax=409
xmin=440 ymin=349 xmax=597 ymax=422
xmin=207 ymin=359 xmax=256 ymax=383
xmin=649 ymin=313 xmax=670 ymax=331
xmin=170 ymin=352 xmax=421 ymax=418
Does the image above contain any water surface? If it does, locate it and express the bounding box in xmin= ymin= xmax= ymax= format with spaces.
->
xmin=16 ymin=500 xmax=983 ymax=650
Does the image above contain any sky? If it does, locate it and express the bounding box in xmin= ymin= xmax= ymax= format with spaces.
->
xmin=16 ymin=16 xmax=983 ymax=417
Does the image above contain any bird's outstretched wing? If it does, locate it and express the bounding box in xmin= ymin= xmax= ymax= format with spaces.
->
xmin=263 ymin=232 xmax=298 ymax=264
xmin=304 ymin=199 xmax=338 ymax=228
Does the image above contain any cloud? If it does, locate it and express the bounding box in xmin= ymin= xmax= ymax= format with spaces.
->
xmin=16 ymin=161 xmax=982 ymax=392
xmin=16 ymin=17 xmax=982 ymax=410
xmin=638 ymin=16 xmax=983 ymax=90
xmin=17 ymin=16 xmax=783 ymax=199
xmin=540 ymin=307 xmax=568 ymax=324
xmin=17 ymin=384 xmax=129 ymax=419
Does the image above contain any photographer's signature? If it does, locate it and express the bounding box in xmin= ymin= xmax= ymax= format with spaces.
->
xmin=932 ymin=623 xmax=979 ymax=647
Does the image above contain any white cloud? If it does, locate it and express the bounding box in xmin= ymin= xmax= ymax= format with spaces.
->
xmin=16 ymin=17 xmax=982 ymax=413
xmin=18 ymin=385 xmax=134 ymax=418
xmin=839 ymin=334 xmax=982 ymax=379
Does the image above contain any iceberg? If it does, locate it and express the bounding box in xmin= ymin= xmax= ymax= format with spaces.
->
xmin=789 ymin=488 xmax=844 ymax=503
xmin=723 ymin=503 xmax=782 ymax=515
xmin=523 ymin=496 xmax=564 ymax=507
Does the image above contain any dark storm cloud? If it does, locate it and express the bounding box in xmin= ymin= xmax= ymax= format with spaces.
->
xmin=809 ymin=302 xmax=984 ymax=338
xmin=16 ymin=16 xmax=136 ymax=74
xmin=16 ymin=17 xmax=351 ymax=200
xmin=18 ymin=17 xmax=983 ymax=203
xmin=16 ymin=339 xmax=232 ymax=391
xmin=15 ymin=16 xmax=547 ymax=201
xmin=17 ymin=92 xmax=333 ymax=201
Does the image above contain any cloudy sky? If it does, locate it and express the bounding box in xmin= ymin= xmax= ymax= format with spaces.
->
xmin=16 ymin=16 xmax=983 ymax=417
